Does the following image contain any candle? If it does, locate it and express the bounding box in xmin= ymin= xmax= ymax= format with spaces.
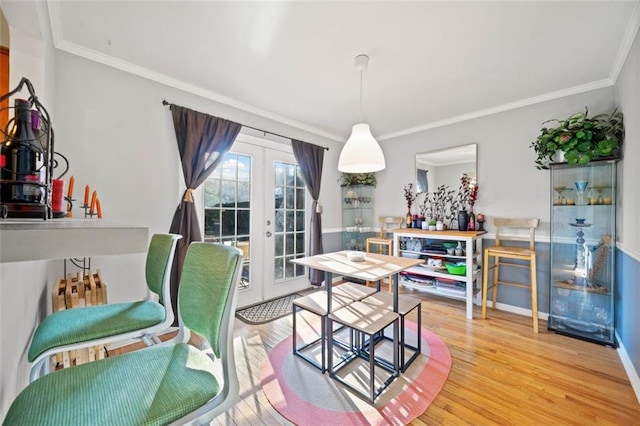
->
xmin=67 ymin=175 xmax=75 ymax=199
xmin=84 ymin=185 xmax=90 ymax=206
xmin=90 ymin=191 xmax=97 ymax=214
xmin=96 ymin=199 xmax=103 ymax=219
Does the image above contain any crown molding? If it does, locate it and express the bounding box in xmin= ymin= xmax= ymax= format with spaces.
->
xmin=377 ymin=78 xmax=614 ymax=141
xmin=46 ymin=1 xmax=341 ymax=142
xmin=610 ymin=0 xmax=640 ymax=84
xmin=46 ymin=0 xmax=636 ymax=145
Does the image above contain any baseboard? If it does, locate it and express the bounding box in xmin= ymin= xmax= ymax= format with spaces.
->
xmin=616 ymin=331 xmax=640 ymax=404
xmin=484 ymin=301 xmax=549 ymax=321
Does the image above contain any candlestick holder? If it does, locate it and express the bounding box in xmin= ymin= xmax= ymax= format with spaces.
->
xmin=82 ymin=203 xmax=97 ymax=218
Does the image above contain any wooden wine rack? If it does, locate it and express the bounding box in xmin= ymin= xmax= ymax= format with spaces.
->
xmin=51 ymin=271 xmax=108 ymax=369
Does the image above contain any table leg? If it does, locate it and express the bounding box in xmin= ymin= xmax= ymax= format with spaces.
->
xmin=325 ymin=270 xmax=333 ymax=312
xmin=393 ymin=273 xmax=399 ymax=312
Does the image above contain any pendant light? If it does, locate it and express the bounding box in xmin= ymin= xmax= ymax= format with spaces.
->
xmin=338 ymin=54 xmax=386 ymax=173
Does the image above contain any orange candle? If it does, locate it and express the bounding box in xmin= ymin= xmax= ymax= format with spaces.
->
xmin=89 ymin=190 xmax=97 ymax=214
xmin=67 ymin=175 xmax=75 ymax=199
xmin=96 ymin=199 xmax=103 ymax=219
xmin=84 ymin=185 xmax=90 ymax=206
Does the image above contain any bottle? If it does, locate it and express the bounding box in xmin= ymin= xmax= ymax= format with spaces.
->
xmin=0 ymin=99 xmax=45 ymax=204
xmin=468 ymin=208 xmax=476 ymax=231
xmin=406 ymin=210 xmax=412 ymax=228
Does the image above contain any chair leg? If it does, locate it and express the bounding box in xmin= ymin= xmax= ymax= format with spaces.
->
xmin=492 ymin=257 xmax=500 ymax=310
xmin=530 ymin=254 xmax=539 ymax=333
xmin=482 ymin=251 xmax=490 ymax=319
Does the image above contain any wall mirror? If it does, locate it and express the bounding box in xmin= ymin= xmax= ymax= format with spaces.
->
xmin=415 ymin=143 xmax=477 ymax=194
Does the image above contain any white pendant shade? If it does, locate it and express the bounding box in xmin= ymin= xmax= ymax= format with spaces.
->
xmin=338 ymin=123 xmax=386 ymax=173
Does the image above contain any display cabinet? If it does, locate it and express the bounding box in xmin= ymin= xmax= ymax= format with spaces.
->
xmin=548 ymin=159 xmax=617 ymax=346
xmin=391 ymin=229 xmax=485 ymax=319
xmin=341 ymin=185 xmax=375 ymax=251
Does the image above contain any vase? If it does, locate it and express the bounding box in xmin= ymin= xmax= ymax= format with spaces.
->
xmin=551 ymin=150 xmax=566 ymax=163
xmin=436 ymin=221 xmax=444 ymax=231
xmin=458 ymin=210 xmax=469 ymax=231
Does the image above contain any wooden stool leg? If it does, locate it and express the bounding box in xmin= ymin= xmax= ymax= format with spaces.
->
xmin=482 ymin=250 xmax=490 ymax=319
xmin=492 ymin=257 xmax=500 ymax=310
xmin=530 ymin=254 xmax=539 ymax=333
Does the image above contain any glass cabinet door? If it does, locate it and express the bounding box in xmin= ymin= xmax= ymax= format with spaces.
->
xmin=342 ymin=185 xmax=375 ymax=251
xmin=548 ymin=159 xmax=616 ymax=346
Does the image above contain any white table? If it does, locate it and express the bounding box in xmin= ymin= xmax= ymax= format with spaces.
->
xmin=291 ymin=250 xmax=424 ymax=313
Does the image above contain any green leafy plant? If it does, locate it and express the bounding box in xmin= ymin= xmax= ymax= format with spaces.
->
xmin=530 ymin=107 xmax=624 ymax=170
xmin=339 ymin=172 xmax=377 ymax=187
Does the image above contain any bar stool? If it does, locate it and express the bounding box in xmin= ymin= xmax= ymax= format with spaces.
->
xmin=366 ymin=216 xmax=404 ymax=291
xmin=482 ymin=217 xmax=540 ymax=332
xmin=361 ymin=291 xmax=422 ymax=372
xmin=332 ymin=281 xmax=377 ymax=301
xmin=328 ymin=301 xmax=399 ymax=402
xmin=292 ymin=291 xmax=352 ymax=373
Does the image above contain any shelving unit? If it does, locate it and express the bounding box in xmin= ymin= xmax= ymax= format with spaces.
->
xmin=341 ymin=185 xmax=375 ymax=251
xmin=391 ymin=229 xmax=485 ymax=319
xmin=548 ymin=159 xmax=617 ymax=346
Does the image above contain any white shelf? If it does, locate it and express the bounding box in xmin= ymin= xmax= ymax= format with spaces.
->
xmin=399 ymin=278 xmax=481 ymax=301
xmin=392 ymin=229 xmax=485 ymax=319
xmin=0 ymin=219 xmax=149 ymax=263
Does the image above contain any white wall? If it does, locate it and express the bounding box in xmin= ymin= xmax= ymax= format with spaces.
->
xmin=52 ymin=50 xmax=343 ymax=304
xmin=378 ymin=88 xmax=617 ymax=237
xmin=0 ymin=4 xmax=56 ymax=417
xmin=615 ymin=31 xmax=640 ymax=256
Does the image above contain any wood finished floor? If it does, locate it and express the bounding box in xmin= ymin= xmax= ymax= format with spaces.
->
xmin=213 ymin=290 xmax=639 ymax=426
xmin=116 ymin=289 xmax=640 ymax=425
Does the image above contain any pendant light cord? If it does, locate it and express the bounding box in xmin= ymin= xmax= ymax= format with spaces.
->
xmin=359 ymin=67 xmax=363 ymax=124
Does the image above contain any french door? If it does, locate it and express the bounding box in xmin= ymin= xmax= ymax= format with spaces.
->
xmin=203 ymin=136 xmax=310 ymax=308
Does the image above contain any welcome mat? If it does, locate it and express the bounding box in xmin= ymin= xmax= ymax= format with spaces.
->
xmin=236 ymin=293 xmax=302 ymax=325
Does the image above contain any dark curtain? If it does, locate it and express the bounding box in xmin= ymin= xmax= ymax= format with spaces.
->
xmin=168 ymin=104 xmax=241 ymax=320
xmin=291 ymin=139 xmax=325 ymax=285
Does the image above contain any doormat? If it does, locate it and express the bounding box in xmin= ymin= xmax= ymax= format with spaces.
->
xmin=236 ymin=293 xmax=302 ymax=325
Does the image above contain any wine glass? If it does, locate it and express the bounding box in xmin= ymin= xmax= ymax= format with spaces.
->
xmin=574 ymin=181 xmax=589 ymax=205
xmin=553 ymin=186 xmax=572 ymax=205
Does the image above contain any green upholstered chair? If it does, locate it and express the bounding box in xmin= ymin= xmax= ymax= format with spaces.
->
xmin=5 ymin=242 xmax=243 ymax=426
xmin=28 ymin=233 xmax=181 ymax=382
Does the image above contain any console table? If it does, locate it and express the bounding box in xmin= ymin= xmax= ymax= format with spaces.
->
xmin=391 ymin=229 xmax=485 ymax=319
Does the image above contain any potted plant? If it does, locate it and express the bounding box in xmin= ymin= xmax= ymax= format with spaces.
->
xmin=339 ymin=172 xmax=377 ymax=187
xmin=530 ymin=107 xmax=624 ymax=170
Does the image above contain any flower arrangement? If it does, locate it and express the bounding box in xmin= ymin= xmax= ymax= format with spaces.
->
xmin=455 ymin=173 xmax=478 ymax=211
xmin=403 ymin=183 xmax=417 ymax=212
xmin=469 ymin=182 xmax=478 ymax=209
xmin=419 ymin=184 xmax=456 ymax=226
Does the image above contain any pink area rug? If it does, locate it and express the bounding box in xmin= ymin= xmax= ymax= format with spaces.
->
xmin=261 ymin=322 xmax=451 ymax=425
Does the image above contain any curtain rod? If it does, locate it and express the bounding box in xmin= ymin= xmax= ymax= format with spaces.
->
xmin=162 ymin=100 xmax=329 ymax=151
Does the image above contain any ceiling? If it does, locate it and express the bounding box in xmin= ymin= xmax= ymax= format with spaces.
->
xmin=9 ymin=1 xmax=640 ymax=142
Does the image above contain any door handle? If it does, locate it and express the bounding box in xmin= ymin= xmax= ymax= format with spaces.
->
xmin=266 ymin=231 xmax=272 ymax=237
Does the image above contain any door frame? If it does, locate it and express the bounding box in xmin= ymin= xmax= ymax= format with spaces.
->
xmin=197 ymin=132 xmax=312 ymax=308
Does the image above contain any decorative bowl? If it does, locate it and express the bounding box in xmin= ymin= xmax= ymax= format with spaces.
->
xmin=445 ymin=262 xmax=466 ymax=275
xmin=346 ymin=251 xmax=366 ymax=262
xmin=442 ymin=242 xmax=457 ymax=249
